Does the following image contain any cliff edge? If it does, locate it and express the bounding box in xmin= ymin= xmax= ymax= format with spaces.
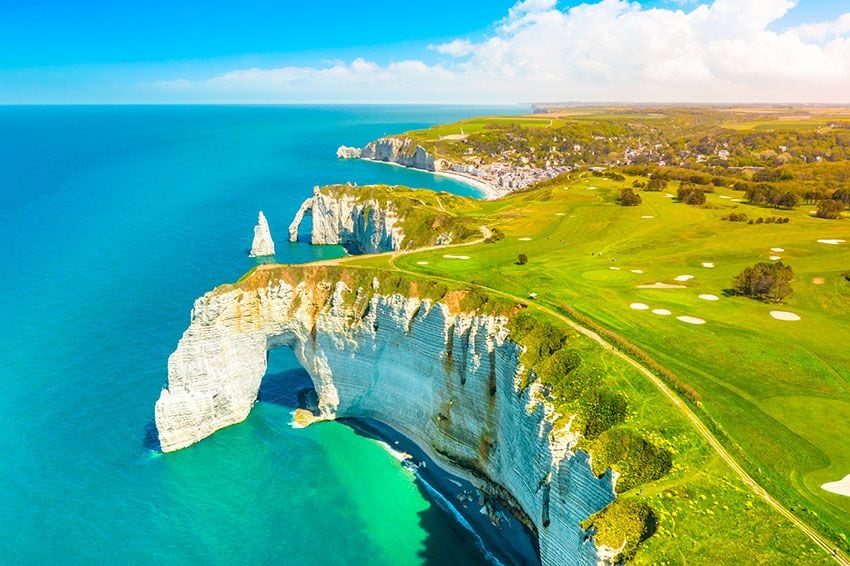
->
xmin=288 ymin=184 xmax=486 ymax=253
xmin=154 ymin=265 xmax=621 ymax=565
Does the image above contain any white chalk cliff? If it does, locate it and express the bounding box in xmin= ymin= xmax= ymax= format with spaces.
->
xmin=155 ymin=268 xmax=617 ymax=565
xmin=360 ymin=137 xmax=441 ymax=171
xmin=341 ymin=137 xmax=572 ymax=198
xmin=288 ymin=187 xmax=404 ymax=254
xmin=249 ymin=211 xmax=275 ymax=257
xmin=336 ymin=145 xmax=362 ymax=159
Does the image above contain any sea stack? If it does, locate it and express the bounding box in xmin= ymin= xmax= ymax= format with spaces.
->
xmin=249 ymin=211 xmax=275 ymax=257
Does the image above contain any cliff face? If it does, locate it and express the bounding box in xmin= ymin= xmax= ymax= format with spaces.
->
xmin=287 ymin=186 xmax=404 ymax=254
xmin=155 ymin=270 xmax=616 ymax=565
xmin=359 ymin=137 xmax=441 ymax=171
xmin=340 ymin=137 xmax=570 ymax=198
xmin=249 ymin=211 xmax=275 ymax=257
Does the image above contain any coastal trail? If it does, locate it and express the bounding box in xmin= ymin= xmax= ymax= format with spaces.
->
xmin=304 ymin=237 xmax=850 ymax=565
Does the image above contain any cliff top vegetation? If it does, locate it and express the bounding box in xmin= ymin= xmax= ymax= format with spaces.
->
xmin=266 ymin=149 xmax=849 ymax=562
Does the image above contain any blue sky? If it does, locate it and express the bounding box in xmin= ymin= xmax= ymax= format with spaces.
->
xmin=1 ymin=0 xmax=849 ymax=103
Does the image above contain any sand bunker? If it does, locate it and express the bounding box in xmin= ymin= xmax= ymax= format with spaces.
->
xmin=770 ymin=311 xmax=801 ymax=321
xmin=812 ymin=277 xmax=825 ymax=285
xmin=587 ymin=186 xmax=597 ymax=190
xmin=637 ymin=282 xmax=686 ymax=289
xmin=609 ymin=267 xmax=621 ymax=271
xmin=769 ymin=255 xmax=782 ymax=261
xmin=443 ymin=255 xmax=470 ymax=260
xmin=702 ymin=262 xmax=715 ymax=268
xmin=817 ymin=239 xmax=846 ymax=245
xmin=665 ymin=193 xmax=675 ymax=198
xmin=675 ymin=275 xmax=695 ymax=282
xmin=641 ymin=215 xmax=654 ymax=219
xmin=630 ymin=303 xmax=650 ymax=311
xmin=677 ymin=316 xmax=706 ymax=325
xmin=631 ymin=269 xmax=645 ymax=274
xmin=416 ymin=261 xmax=429 ymax=265
xmin=770 ymin=247 xmax=785 ymax=252
xmin=719 ymin=195 xmax=731 ymax=200
xmin=732 ymin=198 xmax=744 ymax=202
xmin=699 ymin=294 xmax=720 ymax=301
xmin=518 ymin=237 xmax=532 ymax=241
xmin=822 ymin=475 xmax=850 ymax=497
xmin=652 ymin=309 xmax=672 ymax=316
xmin=555 ymin=213 xmax=566 ymax=216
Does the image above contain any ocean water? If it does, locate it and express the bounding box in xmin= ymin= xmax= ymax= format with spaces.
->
xmin=0 ymin=105 xmax=520 ymax=564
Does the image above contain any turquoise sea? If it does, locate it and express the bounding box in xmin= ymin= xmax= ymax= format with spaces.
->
xmin=0 ymin=105 xmax=521 ymax=564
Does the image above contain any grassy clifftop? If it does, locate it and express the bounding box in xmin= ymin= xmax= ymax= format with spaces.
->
xmin=318 ymin=183 xmax=489 ymax=249
xmin=221 ymin=248 xmax=838 ymax=562
xmin=326 ymin=169 xmax=849 ymax=561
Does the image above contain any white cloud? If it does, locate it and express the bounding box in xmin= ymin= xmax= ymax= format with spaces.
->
xmin=150 ymin=0 xmax=850 ymax=103
xmin=791 ymin=12 xmax=850 ymax=40
xmin=429 ymin=39 xmax=475 ymax=57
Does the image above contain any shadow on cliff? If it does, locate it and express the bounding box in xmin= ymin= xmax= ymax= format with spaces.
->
xmin=258 ymin=367 xmax=319 ymax=412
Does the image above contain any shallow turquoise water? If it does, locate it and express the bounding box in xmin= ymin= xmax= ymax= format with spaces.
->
xmin=0 ymin=105 xmax=517 ymax=564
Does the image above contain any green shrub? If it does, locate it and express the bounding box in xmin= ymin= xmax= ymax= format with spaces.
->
xmin=538 ymin=349 xmax=584 ymax=396
xmin=618 ymin=188 xmax=642 ymax=206
xmin=517 ymin=253 xmax=528 ymax=265
xmin=485 ymin=228 xmax=506 ymax=243
xmin=722 ymin=212 xmax=749 ymax=222
xmin=817 ymin=199 xmax=845 ymax=219
xmin=677 ymin=185 xmax=706 ymax=205
xmin=644 ymin=178 xmax=666 ymax=192
xmin=579 ymin=389 xmax=629 ymax=439
xmin=509 ymin=312 xmax=569 ymax=369
xmin=581 ymin=500 xmax=655 ymax=563
xmin=590 ymin=429 xmax=673 ymax=492
xmin=733 ymin=261 xmax=794 ymax=302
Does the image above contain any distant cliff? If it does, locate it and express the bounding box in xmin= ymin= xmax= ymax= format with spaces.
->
xmin=339 ymin=136 xmax=571 ymax=197
xmin=288 ymin=184 xmax=487 ymax=254
xmin=154 ymin=266 xmax=618 ymax=565
xmin=359 ymin=137 xmax=441 ymax=170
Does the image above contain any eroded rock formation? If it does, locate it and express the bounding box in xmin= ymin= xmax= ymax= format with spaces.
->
xmin=288 ymin=186 xmax=404 ymax=253
xmin=249 ymin=211 xmax=275 ymax=257
xmin=336 ymin=145 xmax=362 ymax=159
xmin=360 ymin=137 xmax=440 ymax=171
xmin=155 ymin=267 xmax=616 ymax=565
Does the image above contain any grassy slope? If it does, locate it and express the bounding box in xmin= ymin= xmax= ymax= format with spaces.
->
xmin=343 ymin=173 xmax=850 ymax=560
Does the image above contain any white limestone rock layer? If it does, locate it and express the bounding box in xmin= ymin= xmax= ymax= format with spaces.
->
xmin=249 ymin=211 xmax=275 ymax=257
xmin=336 ymin=145 xmax=362 ymax=159
xmin=155 ymin=274 xmax=616 ymax=565
xmin=361 ymin=137 xmax=440 ymax=171
xmin=287 ymin=187 xmax=405 ymax=253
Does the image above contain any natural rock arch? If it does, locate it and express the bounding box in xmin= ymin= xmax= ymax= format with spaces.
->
xmin=154 ymin=269 xmax=616 ymax=565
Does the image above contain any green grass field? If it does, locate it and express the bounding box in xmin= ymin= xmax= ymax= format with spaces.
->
xmin=340 ymin=173 xmax=850 ymax=560
xmin=405 ymin=116 xmax=557 ymax=142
